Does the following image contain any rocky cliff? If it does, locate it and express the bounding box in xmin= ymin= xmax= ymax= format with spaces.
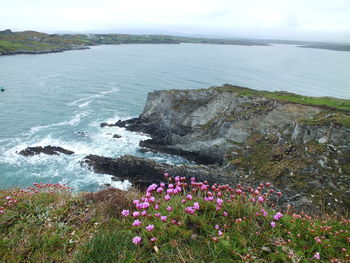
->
xmin=106 ymin=84 xmax=350 ymax=213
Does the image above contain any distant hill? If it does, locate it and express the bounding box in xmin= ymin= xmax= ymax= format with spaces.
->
xmin=0 ymin=29 xmax=349 ymax=55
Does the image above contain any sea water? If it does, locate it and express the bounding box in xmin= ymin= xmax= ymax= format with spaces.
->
xmin=0 ymin=43 xmax=349 ymax=191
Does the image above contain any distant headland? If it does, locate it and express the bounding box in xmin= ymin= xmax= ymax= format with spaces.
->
xmin=1 ymin=29 xmax=349 ymax=56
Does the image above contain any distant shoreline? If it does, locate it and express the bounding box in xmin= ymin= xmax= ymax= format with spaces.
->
xmin=1 ymin=29 xmax=350 ymax=56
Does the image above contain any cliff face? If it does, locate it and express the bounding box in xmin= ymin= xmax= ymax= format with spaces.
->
xmin=116 ymin=84 xmax=350 ymax=212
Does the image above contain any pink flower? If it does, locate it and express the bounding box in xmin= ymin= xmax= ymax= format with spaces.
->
xmin=154 ymin=204 xmax=159 ymax=210
xmin=155 ymin=213 xmax=160 ymax=218
xmin=164 ymin=195 xmax=171 ymax=201
xmin=160 ymin=182 xmax=165 ymax=187
xmin=141 ymin=210 xmax=147 ymax=216
xmin=133 ymin=199 xmax=140 ymax=205
xmin=164 ymin=173 xmax=169 ymax=178
xmin=258 ymin=196 xmax=264 ymax=203
xmin=216 ymin=198 xmax=223 ymax=206
xmin=313 ymin=252 xmax=320 ymax=260
xmin=200 ymin=185 xmax=208 ymax=191
xmin=132 ymin=236 xmax=142 ymax=245
xmin=121 ymin=210 xmax=130 ymax=217
xmin=218 ymin=230 xmax=223 ymax=236
xmin=185 ymin=207 xmax=195 ymax=214
xmin=236 ymin=189 xmax=243 ymax=195
xmin=147 ymin=183 xmax=158 ymax=192
xmin=146 ymin=224 xmax=155 ymax=232
xmin=156 ymin=187 xmax=164 ymax=193
xmin=132 ymin=211 xmax=140 ymax=217
xmin=160 ymin=216 xmax=167 ymax=222
xmin=132 ymin=219 xmax=142 ymax=226
xmin=175 ymin=186 xmax=182 ymax=192
xmin=168 ymin=184 xmax=174 ymax=189
xmin=167 ymin=206 xmax=173 ymax=212
xmin=150 ymin=237 xmax=157 ymax=242
xmin=215 ymin=225 xmax=220 ymax=230
xmin=260 ymin=209 xmax=268 ymax=217
xmin=270 ymin=222 xmax=276 ymax=228
xmin=223 ymin=211 xmax=228 ymax=216
xmin=5 ymin=196 xmax=11 ymax=200
xmin=186 ymin=194 xmax=193 ymax=200
xmin=216 ymin=205 xmax=221 ymax=211
xmin=193 ymin=202 xmax=200 ymax=210
xmin=181 ymin=199 xmax=186 ymax=203
xmin=273 ymin=212 xmax=283 ymax=221
xmin=141 ymin=202 xmax=150 ymax=209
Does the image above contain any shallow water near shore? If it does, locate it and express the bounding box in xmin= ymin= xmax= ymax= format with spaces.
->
xmin=0 ymin=43 xmax=349 ymax=191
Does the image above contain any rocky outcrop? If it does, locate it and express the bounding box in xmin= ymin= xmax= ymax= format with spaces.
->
xmin=82 ymin=155 xmax=230 ymax=188
xmin=18 ymin=146 xmax=74 ymax=156
xmin=109 ymin=84 xmax=350 ymax=213
xmin=83 ymin=154 xmax=321 ymax=213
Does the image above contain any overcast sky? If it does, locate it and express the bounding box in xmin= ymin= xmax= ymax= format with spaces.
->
xmin=1 ymin=0 xmax=349 ymax=42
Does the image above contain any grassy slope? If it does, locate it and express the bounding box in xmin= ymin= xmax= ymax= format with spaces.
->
xmin=1 ymin=181 xmax=349 ymax=263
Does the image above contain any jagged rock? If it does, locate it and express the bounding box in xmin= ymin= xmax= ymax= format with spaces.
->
xmin=111 ymin=85 xmax=350 ymax=213
xmin=113 ymin=134 xmax=122 ymax=139
xmin=18 ymin=146 xmax=74 ymax=156
xmin=82 ymin=154 xmax=230 ymax=189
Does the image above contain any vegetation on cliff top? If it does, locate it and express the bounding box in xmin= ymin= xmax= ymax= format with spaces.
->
xmin=213 ymin=84 xmax=350 ymax=112
xmin=1 ymin=177 xmax=349 ymax=263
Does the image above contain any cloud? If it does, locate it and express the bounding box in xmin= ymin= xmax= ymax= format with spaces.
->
xmin=0 ymin=0 xmax=349 ymax=41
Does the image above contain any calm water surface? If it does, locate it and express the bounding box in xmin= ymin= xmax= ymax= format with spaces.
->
xmin=0 ymin=44 xmax=349 ymax=191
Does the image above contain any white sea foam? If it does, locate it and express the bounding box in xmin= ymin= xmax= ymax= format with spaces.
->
xmin=0 ymin=112 xmax=189 ymax=192
xmin=68 ymin=88 xmax=119 ymax=107
xmin=27 ymin=111 xmax=91 ymax=135
xmin=39 ymin=73 xmax=62 ymax=80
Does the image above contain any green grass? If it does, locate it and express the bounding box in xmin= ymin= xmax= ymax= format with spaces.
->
xmin=212 ymin=84 xmax=350 ymax=111
xmin=1 ymin=180 xmax=349 ymax=262
xmin=0 ymin=40 xmax=28 ymax=52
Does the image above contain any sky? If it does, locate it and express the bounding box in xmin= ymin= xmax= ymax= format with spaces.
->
xmin=1 ymin=0 xmax=350 ymax=42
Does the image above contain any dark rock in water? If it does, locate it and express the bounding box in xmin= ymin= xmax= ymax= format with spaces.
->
xmin=115 ymin=120 xmax=127 ymax=128
xmin=18 ymin=146 xmax=74 ymax=156
xmin=82 ymin=154 xmax=229 ymax=189
xmin=100 ymin=122 xmax=115 ymax=128
xmin=76 ymin=131 xmax=89 ymax=137
xmin=100 ymin=118 xmax=138 ymax=128
xmin=113 ymin=134 xmax=122 ymax=139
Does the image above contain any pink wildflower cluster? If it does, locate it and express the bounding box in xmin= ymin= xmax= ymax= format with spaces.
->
xmin=0 ymin=182 xmax=70 ymax=215
xmin=119 ymin=173 xmax=285 ymax=246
